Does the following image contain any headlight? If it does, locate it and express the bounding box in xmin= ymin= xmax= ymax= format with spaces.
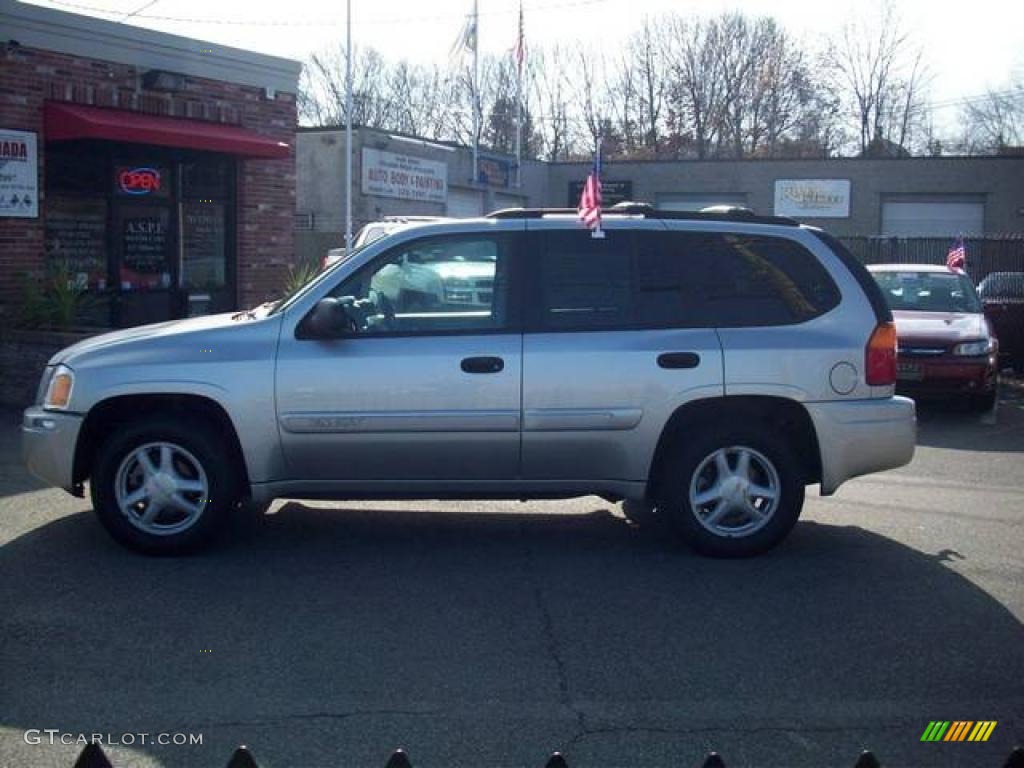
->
xmin=44 ymin=364 xmax=75 ymax=410
xmin=952 ymin=339 xmax=995 ymax=356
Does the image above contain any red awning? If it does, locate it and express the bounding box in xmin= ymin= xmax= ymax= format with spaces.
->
xmin=44 ymin=102 xmax=290 ymax=159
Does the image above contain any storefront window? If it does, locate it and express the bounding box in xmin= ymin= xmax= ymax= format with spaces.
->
xmin=181 ymin=201 xmax=226 ymax=290
xmin=44 ymin=197 xmax=108 ymax=289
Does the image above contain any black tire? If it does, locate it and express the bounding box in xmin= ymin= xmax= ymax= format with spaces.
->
xmin=90 ymin=416 xmax=240 ymax=555
xmin=659 ymin=425 xmax=805 ymax=558
xmin=620 ymin=498 xmax=668 ymax=530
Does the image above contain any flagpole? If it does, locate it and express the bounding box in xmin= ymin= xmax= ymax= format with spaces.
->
xmin=515 ymin=1 xmax=522 ymax=188
xmin=474 ymin=0 xmax=481 ymax=186
xmin=344 ymin=0 xmax=353 ymax=255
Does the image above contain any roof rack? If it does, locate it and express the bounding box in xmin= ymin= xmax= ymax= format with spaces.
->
xmin=486 ymin=202 xmax=799 ymax=227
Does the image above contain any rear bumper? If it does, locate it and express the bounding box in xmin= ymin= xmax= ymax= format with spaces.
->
xmin=21 ymin=407 xmax=83 ymax=492
xmin=804 ymin=397 xmax=916 ymax=495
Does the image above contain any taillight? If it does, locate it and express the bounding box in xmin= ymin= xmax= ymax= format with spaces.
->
xmin=866 ymin=322 xmax=897 ymax=386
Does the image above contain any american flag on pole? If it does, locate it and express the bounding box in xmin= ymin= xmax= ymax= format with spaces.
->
xmin=514 ymin=3 xmax=525 ymax=71
xmin=947 ymin=236 xmax=966 ymax=271
xmin=578 ymin=143 xmax=603 ymax=236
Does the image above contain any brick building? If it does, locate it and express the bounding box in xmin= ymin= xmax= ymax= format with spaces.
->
xmin=0 ymin=0 xmax=301 ymax=327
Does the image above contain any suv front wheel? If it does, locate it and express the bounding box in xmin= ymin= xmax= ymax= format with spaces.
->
xmin=661 ymin=426 xmax=804 ymax=557
xmin=91 ymin=416 xmax=239 ymax=555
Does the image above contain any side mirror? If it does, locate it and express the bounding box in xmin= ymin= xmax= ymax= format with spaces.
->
xmin=305 ymin=297 xmax=355 ymax=339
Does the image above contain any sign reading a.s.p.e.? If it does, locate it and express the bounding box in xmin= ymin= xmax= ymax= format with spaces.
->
xmin=774 ymin=179 xmax=850 ymax=218
xmin=0 ymin=129 xmax=38 ymax=218
xmin=361 ymin=148 xmax=447 ymax=204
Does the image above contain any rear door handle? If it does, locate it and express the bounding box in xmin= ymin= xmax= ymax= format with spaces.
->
xmin=461 ymin=356 xmax=504 ymax=374
xmin=657 ymin=352 xmax=701 ymax=369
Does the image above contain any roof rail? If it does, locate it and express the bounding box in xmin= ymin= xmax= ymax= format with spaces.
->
xmin=486 ymin=203 xmax=799 ymax=226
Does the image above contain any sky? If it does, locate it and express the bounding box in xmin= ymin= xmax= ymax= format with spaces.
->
xmin=21 ymin=0 xmax=1024 ymax=129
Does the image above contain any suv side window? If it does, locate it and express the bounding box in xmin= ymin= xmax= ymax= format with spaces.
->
xmin=540 ymin=230 xmax=632 ymax=329
xmin=328 ymin=233 xmax=512 ymax=334
xmin=536 ymin=229 xmax=838 ymax=331
xmin=679 ymin=232 xmax=841 ymax=327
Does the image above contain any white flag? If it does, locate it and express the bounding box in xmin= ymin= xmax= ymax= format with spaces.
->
xmin=449 ymin=5 xmax=477 ymax=69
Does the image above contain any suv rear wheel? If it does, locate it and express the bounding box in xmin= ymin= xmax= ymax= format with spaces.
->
xmin=91 ymin=416 xmax=239 ymax=555
xmin=660 ymin=425 xmax=804 ymax=557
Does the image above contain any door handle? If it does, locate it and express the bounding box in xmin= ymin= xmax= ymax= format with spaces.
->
xmin=657 ymin=352 xmax=701 ymax=369
xmin=461 ymin=356 xmax=504 ymax=374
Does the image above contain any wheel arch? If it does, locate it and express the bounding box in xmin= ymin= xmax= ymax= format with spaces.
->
xmin=73 ymin=394 xmax=250 ymax=495
xmin=647 ymin=395 xmax=822 ymax=503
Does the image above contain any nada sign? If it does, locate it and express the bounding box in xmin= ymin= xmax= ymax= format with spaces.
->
xmin=0 ymin=129 xmax=38 ymax=218
xmin=774 ymin=179 xmax=850 ymax=218
xmin=362 ymin=148 xmax=447 ymax=204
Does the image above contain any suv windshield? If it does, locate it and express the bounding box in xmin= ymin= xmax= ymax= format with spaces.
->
xmin=871 ymin=270 xmax=982 ymax=313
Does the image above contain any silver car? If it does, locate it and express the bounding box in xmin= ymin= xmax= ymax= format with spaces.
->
xmin=23 ymin=205 xmax=916 ymax=557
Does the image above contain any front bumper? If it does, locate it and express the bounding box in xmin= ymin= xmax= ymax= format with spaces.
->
xmin=896 ymin=356 xmax=997 ymax=397
xmin=804 ymin=396 xmax=916 ymax=495
xmin=22 ymin=407 xmax=84 ymax=492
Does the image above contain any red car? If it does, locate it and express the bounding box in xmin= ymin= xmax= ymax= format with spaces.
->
xmin=868 ymin=264 xmax=998 ymax=411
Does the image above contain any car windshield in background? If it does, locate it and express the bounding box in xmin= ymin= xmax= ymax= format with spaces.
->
xmin=871 ymin=271 xmax=982 ymax=313
xmin=978 ymin=272 xmax=1024 ymax=300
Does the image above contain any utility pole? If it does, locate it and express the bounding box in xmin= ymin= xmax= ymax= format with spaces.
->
xmin=344 ymin=0 xmax=353 ymax=254
xmin=471 ymin=0 xmax=479 ymax=186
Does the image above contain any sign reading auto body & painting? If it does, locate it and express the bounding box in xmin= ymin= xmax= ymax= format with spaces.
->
xmin=361 ymin=148 xmax=447 ymax=204
xmin=774 ymin=179 xmax=850 ymax=218
xmin=0 ymin=129 xmax=38 ymax=218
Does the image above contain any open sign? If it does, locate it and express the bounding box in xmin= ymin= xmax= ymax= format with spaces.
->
xmin=118 ymin=167 xmax=162 ymax=195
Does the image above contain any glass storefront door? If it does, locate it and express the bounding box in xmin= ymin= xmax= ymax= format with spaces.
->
xmin=115 ymin=202 xmax=175 ymax=327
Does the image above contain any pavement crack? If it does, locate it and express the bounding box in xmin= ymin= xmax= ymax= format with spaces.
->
xmin=165 ymin=708 xmax=438 ymax=732
xmin=519 ymin=522 xmax=588 ymax=740
xmin=567 ymin=719 xmax=923 ymax=747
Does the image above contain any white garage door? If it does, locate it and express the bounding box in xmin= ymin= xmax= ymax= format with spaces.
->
xmin=493 ymin=193 xmax=525 ymax=213
xmin=657 ymin=194 xmax=747 ymax=212
xmin=447 ymin=188 xmax=483 ymax=218
xmin=881 ymin=201 xmax=984 ymax=237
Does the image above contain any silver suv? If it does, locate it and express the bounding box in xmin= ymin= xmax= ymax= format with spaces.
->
xmin=22 ymin=205 xmax=916 ymax=557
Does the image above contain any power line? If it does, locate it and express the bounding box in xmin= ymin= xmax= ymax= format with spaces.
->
xmin=120 ymin=0 xmax=159 ymax=22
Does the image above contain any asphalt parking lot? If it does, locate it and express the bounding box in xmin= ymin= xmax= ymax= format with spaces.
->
xmin=1 ymin=390 xmax=1022 ymax=768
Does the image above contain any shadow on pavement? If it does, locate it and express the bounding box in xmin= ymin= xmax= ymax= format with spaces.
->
xmin=0 ymin=408 xmax=47 ymax=498
xmin=912 ymin=387 xmax=1024 ymax=452
xmin=2 ymin=502 xmax=1022 ymax=767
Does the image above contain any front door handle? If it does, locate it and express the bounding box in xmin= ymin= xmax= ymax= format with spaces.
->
xmin=657 ymin=352 xmax=701 ymax=369
xmin=461 ymin=356 xmax=504 ymax=374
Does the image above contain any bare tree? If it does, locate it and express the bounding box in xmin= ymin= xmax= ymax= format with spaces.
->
xmin=298 ymin=46 xmax=392 ymax=128
xmin=663 ymin=14 xmax=729 ymax=159
xmin=609 ymin=18 xmax=668 ymax=157
xmin=958 ymin=83 xmax=1024 ymax=154
xmin=531 ymin=46 xmax=574 ymax=160
xmin=825 ymin=1 xmax=930 ymax=155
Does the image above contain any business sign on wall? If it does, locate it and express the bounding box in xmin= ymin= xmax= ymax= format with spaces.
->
xmin=362 ymin=148 xmax=447 ymax=204
xmin=774 ymin=179 xmax=850 ymax=218
xmin=0 ymin=129 xmax=38 ymax=218
xmin=567 ymin=180 xmax=633 ymax=207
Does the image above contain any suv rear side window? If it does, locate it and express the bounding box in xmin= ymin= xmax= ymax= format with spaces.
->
xmin=536 ymin=229 xmax=839 ymax=331
xmin=675 ymin=232 xmax=841 ymax=327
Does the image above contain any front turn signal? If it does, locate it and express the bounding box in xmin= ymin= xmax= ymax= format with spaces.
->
xmin=45 ymin=365 xmax=74 ymax=409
